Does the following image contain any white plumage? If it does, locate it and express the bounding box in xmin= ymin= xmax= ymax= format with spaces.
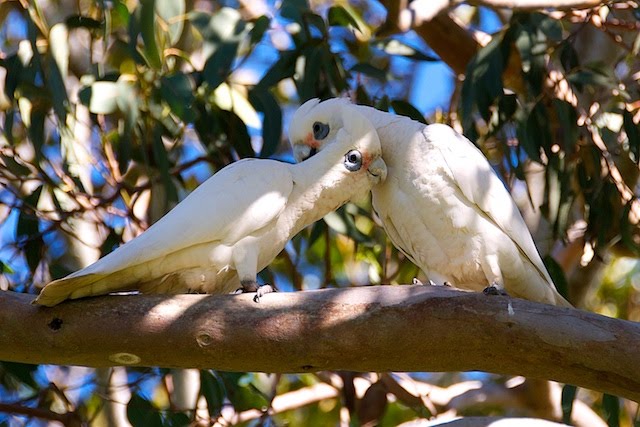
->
xmin=289 ymin=98 xmax=571 ymax=307
xmin=35 ymin=103 xmax=387 ymax=306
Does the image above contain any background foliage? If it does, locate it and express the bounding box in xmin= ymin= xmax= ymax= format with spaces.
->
xmin=0 ymin=0 xmax=639 ymax=425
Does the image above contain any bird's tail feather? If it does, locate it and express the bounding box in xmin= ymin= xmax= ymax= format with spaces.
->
xmin=33 ymin=269 xmax=142 ymax=306
xmin=553 ymin=292 xmax=573 ymax=308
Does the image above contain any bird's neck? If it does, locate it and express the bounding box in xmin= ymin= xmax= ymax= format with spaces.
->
xmin=285 ymin=153 xmax=364 ymax=237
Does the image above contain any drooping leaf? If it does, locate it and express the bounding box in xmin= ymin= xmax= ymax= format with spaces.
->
xmin=200 ymin=371 xmax=225 ymax=418
xmin=602 ymin=394 xmax=620 ymax=427
xmin=202 ymin=41 xmax=239 ymax=89
xmin=160 ymin=73 xmax=195 ymax=122
xmin=373 ymin=38 xmax=438 ymax=62
xmin=152 ymin=125 xmax=178 ymax=205
xmin=350 ymin=63 xmax=387 ymax=82
xmin=543 ymin=255 xmax=569 ymax=300
xmin=255 ymin=49 xmax=298 ymax=91
xmin=390 ymin=100 xmax=427 ymax=124
xmin=249 ymin=88 xmax=282 ymax=158
xmin=249 ymin=15 xmax=270 ymax=45
xmin=139 ymin=0 xmax=162 ymax=69
xmin=561 ymin=385 xmax=577 ymax=425
xmin=127 ymin=394 xmax=163 ymax=427
xmin=280 ymin=0 xmax=309 ymax=24
xmin=623 ymin=110 xmax=640 ymax=163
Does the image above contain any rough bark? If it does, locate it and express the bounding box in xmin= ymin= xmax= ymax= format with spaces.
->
xmin=1 ymin=286 xmax=639 ymax=401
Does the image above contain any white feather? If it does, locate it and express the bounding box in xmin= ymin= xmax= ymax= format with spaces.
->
xmin=289 ymin=98 xmax=571 ymax=307
xmin=35 ymin=104 xmax=386 ymax=306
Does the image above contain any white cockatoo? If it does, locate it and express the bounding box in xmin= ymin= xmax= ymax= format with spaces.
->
xmin=35 ymin=103 xmax=387 ymax=306
xmin=289 ymin=98 xmax=571 ymax=307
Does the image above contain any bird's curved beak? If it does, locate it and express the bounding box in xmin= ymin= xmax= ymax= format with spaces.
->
xmin=367 ymin=156 xmax=387 ymax=184
xmin=293 ymin=144 xmax=318 ymax=162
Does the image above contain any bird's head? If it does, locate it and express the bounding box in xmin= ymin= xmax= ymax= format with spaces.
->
xmin=289 ymin=98 xmax=387 ymax=185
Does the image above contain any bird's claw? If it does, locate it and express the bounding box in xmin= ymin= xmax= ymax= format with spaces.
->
xmin=483 ymin=283 xmax=508 ymax=296
xmin=253 ymin=284 xmax=276 ymax=303
xmin=412 ymin=278 xmax=424 ymax=286
xmin=237 ymin=281 xmax=277 ymax=303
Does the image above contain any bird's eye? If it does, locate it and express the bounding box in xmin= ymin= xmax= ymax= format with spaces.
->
xmin=344 ymin=150 xmax=363 ymax=171
xmin=312 ymin=122 xmax=330 ymax=140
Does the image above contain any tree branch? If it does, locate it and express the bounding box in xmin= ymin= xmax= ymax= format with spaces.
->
xmin=1 ymin=286 xmax=639 ymax=401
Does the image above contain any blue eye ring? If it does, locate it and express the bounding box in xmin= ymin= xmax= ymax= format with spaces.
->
xmin=344 ymin=150 xmax=363 ymax=171
xmin=313 ymin=122 xmax=330 ymax=140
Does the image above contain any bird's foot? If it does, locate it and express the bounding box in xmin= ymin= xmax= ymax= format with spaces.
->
xmin=412 ymin=278 xmax=424 ymax=286
xmin=237 ymin=280 xmax=277 ymax=303
xmin=483 ymin=282 xmax=509 ymax=296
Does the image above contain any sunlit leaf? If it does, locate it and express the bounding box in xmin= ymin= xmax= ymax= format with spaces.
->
xmin=373 ymin=38 xmax=437 ymax=62
xmin=156 ymin=0 xmax=185 ymax=46
xmin=327 ymin=5 xmax=360 ymax=31
xmin=79 ymin=82 xmax=119 ymax=114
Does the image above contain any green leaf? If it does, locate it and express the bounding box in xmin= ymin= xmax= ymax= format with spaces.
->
xmin=222 ymin=110 xmax=254 ymax=158
xmin=543 ymin=255 xmax=569 ymax=300
xmin=350 ymin=63 xmax=386 ymax=82
xmin=620 ymin=201 xmax=640 ymax=256
xmin=552 ymin=99 xmax=578 ymax=150
xmin=47 ymin=25 xmax=70 ymax=122
xmin=561 ymin=384 xmax=577 ymax=425
xmin=127 ymin=394 xmax=163 ymax=427
xmin=79 ymin=82 xmax=120 ymax=115
xmin=255 ymin=50 xmax=298 ymax=91
xmin=152 ymin=126 xmax=178 ymax=204
xmin=298 ymin=46 xmax=323 ymax=102
xmin=250 ymin=15 xmax=270 ymax=45
xmin=602 ymin=394 xmax=620 ymax=427
xmin=156 ymin=0 xmax=185 ymax=46
xmin=249 ymin=89 xmax=282 ymax=158
xmin=280 ymin=0 xmax=309 ymax=24
xmin=139 ymin=0 xmax=162 ymax=69
xmin=373 ymin=38 xmax=438 ymax=62
xmin=390 ymin=100 xmax=426 ymax=124
xmin=0 ymin=362 xmax=39 ymax=390
xmin=623 ymin=110 xmax=640 ymax=163
xmin=160 ymin=73 xmax=195 ymax=122
xmin=0 ymin=260 xmax=14 ymax=274
xmin=1 ymin=154 xmax=31 ymax=176
xmin=202 ymin=42 xmax=239 ymax=89
xmin=65 ymin=15 xmax=103 ymax=30
xmin=200 ymin=371 xmax=225 ymax=418
xmin=559 ymin=42 xmax=579 ymax=73
xmin=328 ymin=6 xmax=361 ymax=31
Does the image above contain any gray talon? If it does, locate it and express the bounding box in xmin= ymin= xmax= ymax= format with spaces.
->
xmin=253 ymin=284 xmax=275 ymax=303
